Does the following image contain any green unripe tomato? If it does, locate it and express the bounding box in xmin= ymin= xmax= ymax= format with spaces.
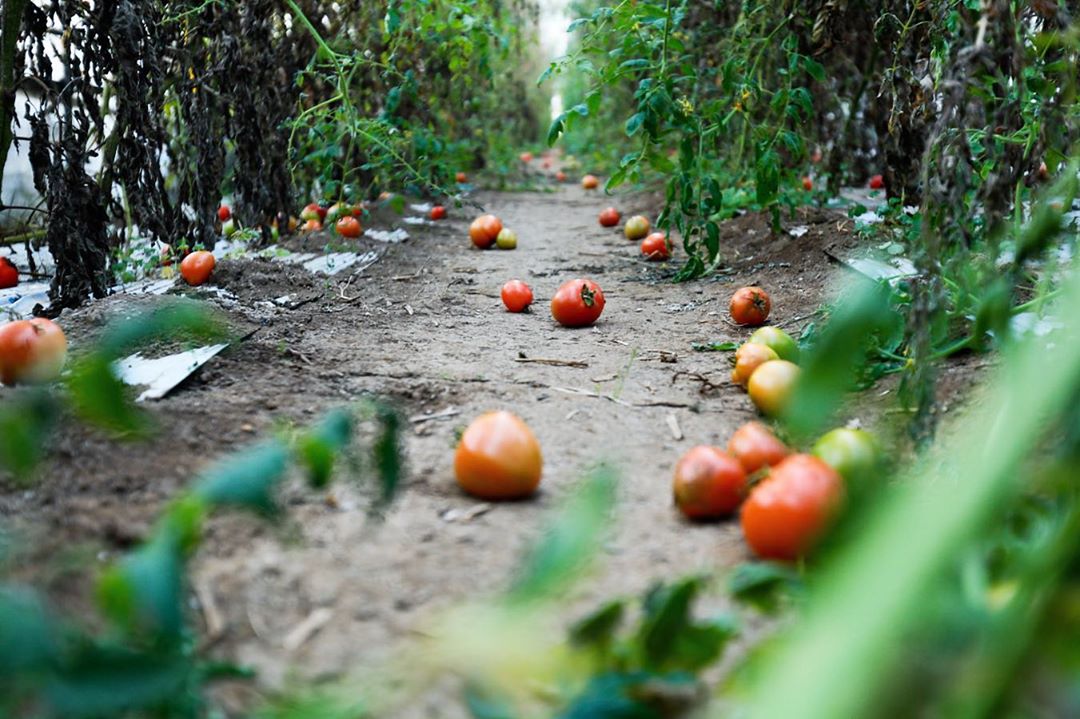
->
xmin=496 ymin=228 xmax=518 ymax=250
xmin=748 ymin=326 xmax=799 ymax=363
xmin=812 ymin=428 xmax=880 ymax=483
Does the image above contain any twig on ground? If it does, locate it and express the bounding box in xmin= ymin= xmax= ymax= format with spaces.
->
xmin=514 ymin=357 xmax=589 ymax=368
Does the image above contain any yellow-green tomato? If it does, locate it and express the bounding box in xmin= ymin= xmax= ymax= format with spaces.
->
xmin=812 ymin=428 xmax=880 ymax=483
xmin=496 ymin=228 xmax=518 ymax=250
xmin=748 ymin=326 xmax=799 ymax=363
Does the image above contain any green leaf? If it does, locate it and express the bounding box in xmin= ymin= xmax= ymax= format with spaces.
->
xmin=691 ymin=341 xmax=738 ymax=352
xmin=97 ymin=529 xmax=185 ymax=638
xmin=0 ymin=586 xmax=56 ymax=674
xmin=66 ymin=355 xmax=146 ymax=436
xmin=192 ymin=441 xmax=291 ymax=515
xmin=371 ymin=403 xmax=403 ymax=511
xmin=46 ymin=644 xmax=190 ymax=717
xmin=296 ymin=408 xmax=355 ymax=488
xmin=0 ymin=389 xmax=58 ymax=480
xmin=728 ymin=561 xmax=804 ymax=613
xmin=547 ymin=113 xmax=567 ymax=146
xmin=570 ymin=599 xmax=626 ymax=649
xmin=625 ymin=112 xmax=646 ymax=137
xmin=560 ymin=673 xmax=662 ymax=719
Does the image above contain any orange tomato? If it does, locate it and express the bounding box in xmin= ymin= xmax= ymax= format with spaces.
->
xmin=673 ymin=446 xmax=748 ymax=519
xmin=469 ymin=214 xmax=503 ymax=249
xmin=456 ymin=171 xmax=468 ymax=183
xmin=731 ymin=342 xmax=778 ymax=387
xmin=302 ymin=219 xmax=323 ymax=232
xmin=747 ymin=360 xmax=800 ymax=416
xmin=729 ymin=286 xmax=771 ymax=326
xmin=336 ymin=216 xmax=362 ymax=238
xmin=551 ymin=278 xmax=605 ymax=328
xmin=180 ymin=250 xmax=216 ymax=286
xmin=430 ymin=205 xmax=447 ymax=221
xmin=741 ymin=454 xmax=844 ymax=561
xmin=0 ymin=318 xmax=67 ymax=386
xmin=802 ymin=176 xmax=813 ymax=191
xmin=520 ymin=151 xmax=534 ymax=163
xmin=581 ymin=174 xmax=600 ymax=190
xmin=454 ymin=411 xmax=543 ymax=500
xmin=727 ymin=421 xmax=790 ymax=474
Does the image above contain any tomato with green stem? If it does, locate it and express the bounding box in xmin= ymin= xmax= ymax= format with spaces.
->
xmin=730 ymin=286 xmax=771 ymax=326
xmin=551 ymin=279 xmax=605 ymax=328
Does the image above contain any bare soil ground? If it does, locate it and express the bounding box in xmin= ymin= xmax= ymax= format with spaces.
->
xmin=0 ymin=183 xmax=986 ymax=714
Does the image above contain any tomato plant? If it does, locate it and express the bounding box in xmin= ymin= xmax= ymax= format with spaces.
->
xmin=454 ymin=411 xmax=543 ymax=500
xmin=741 ymin=454 xmax=844 ymax=561
xmin=0 ymin=318 xmax=68 ymax=386
xmin=728 ymin=421 xmax=790 ymax=475
xmin=551 ymin=278 xmax=606 ymax=328
xmin=501 ymin=280 xmax=533 ymax=313
xmin=180 ymin=251 xmax=216 ymax=287
xmin=730 ymin=287 xmax=771 ymax=326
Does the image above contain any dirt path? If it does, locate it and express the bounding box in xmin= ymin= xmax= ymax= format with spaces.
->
xmin=2 ymin=183 xmax=866 ymax=708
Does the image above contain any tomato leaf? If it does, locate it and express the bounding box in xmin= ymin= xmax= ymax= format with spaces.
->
xmin=192 ymin=441 xmax=290 ymax=515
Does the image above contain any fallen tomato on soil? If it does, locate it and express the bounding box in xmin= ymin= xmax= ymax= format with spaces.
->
xmin=599 ymin=207 xmax=621 ymax=227
xmin=519 ymin=151 xmax=534 ymax=164
xmin=495 ymin=228 xmax=518 ymax=250
xmin=551 ymin=278 xmax=606 ymax=328
xmin=748 ymin=326 xmax=799 ymax=362
xmin=0 ymin=257 xmax=18 ymax=288
xmin=501 ymin=280 xmax=533 ymax=312
xmin=454 ymin=411 xmax=543 ymax=500
xmin=217 ymin=204 xmax=231 ymax=222
xmin=747 ymin=359 xmax=801 ymax=417
xmin=727 ymin=421 xmax=790 ymax=475
xmin=336 ymin=216 xmax=362 ymax=238
xmin=0 ymin=317 xmax=67 ymax=386
xmin=741 ymin=454 xmax=844 ymax=561
xmin=640 ymin=233 xmax=670 ymax=260
xmin=812 ymin=428 xmax=880 ymax=484
xmin=673 ymin=446 xmax=748 ymax=519
xmin=624 ymin=215 xmax=650 ymax=241
xmin=430 ymin=205 xmax=447 ymax=221
xmin=456 ymin=171 xmax=468 ymax=183
xmin=869 ymin=174 xmax=885 ymax=190
xmin=556 ymin=171 xmax=567 ymax=182
xmin=469 ymin=214 xmax=504 ymax=249
xmin=730 ymin=286 xmax=771 ymax=326
xmin=581 ymin=174 xmax=600 ymax=190
xmin=180 ymin=250 xmax=216 ymax=286
xmin=731 ymin=342 xmax=779 ymax=387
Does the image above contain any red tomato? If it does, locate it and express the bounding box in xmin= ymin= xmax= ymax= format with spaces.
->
xmin=454 ymin=411 xmax=543 ymax=500
xmin=501 ymin=280 xmax=534 ymax=313
xmin=741 ymin=454 xmax=844 ymax=561
xmin=623 ymin=215 xmax=650 ymax=241
xmin=469 ymin=214 xmax=503 ymax=249
xmin=556 ymin=171 xmax=568 ymax=182
xmin=727 ymin=421 xmax=790 ymax=474
xmin=300 ymin=203 xmax=326 ymax=222
xmin=673 ymin=446 xmax=748 ymax=519
xmin=456 ymin=171 xmax=468 ymax=183
xmin=581 ymin=174 xmax=600 ymax=190
xmin=430 ymin=205 xmax=447 ymax=221
xmin=0 ymin=318 xmax=67 ymax=386
xmin=336 ymin=216 xmax=362 ymax=238
xmin=640 ymin=232 xmax=670 ymax=260
xmin=869 ymin=174 xmax=885 ymax=190
xmin=217 ymin=204 xmax=231 ymax=222
xmin=0 ymin=257 xmax=18 ymax=289
xmin=520 ymin=152 xmax=534 ymax=164
xmin=551 ymin=279 xmax=605 ymax=328
xmin=729 ymin=286 xmax=771 ymax=326
xmin=180 ymin=250 xmax=216 ymax=286
xmin=731 ymin=342 xmax=779 ymax=387
xmin=599 ymin=207 xmax=621 ymax=227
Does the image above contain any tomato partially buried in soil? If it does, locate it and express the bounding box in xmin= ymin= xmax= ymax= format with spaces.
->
xmin=741 ymin=454 xmax=844 ymax=561
xmin=551 ymin=279 xmax=605 ymax=328
xmin=455 ymin=411 xmax=543 ymax=500
xmin=673 ymin=446 xmax=748 ymax=519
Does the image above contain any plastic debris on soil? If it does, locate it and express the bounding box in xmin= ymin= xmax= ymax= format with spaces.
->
xmin=302 ymin=251 xmax=380 ymax=276
xmin=365 ymin=228 xmax=410 ymax=243
xmin=1 ymin=281 xmax=51 ymax=320
xmin=840 ymin=256 xmax=916 ymax=283
xmin=114 ymin=344 xmax=230 ymax=402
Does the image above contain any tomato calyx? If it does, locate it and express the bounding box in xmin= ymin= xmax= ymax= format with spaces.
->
xmin=580 ymin=284 xmax=597 ymax=307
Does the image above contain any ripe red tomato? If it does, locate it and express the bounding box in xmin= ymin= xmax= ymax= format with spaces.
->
xmin=454 ymin=411 xmax=543 ymax=500
xmin=802 ymin=176 xmax=813 ymax=191
xmin=520 ymin=152 xmax=534 ymax=164
xmin=727 ymin=421 xmax=790 ymax=474
xmin=747 ymin=360 xmax=800 ymax=417
xmin=336 ymin=216 xmax=362 ymax=238
xmin=469 ymin=214 xmax=503 ymax=249
xmin=551 ymin=279 xmax=605 ymax=328
xmin=456 ymin=171 xmax=468 ymax=183
xmin=730 ymin=286 xmax=771 ymax=326
xmin=0 ymin=257 xmax=18 ymax=289
xmin=624 ymin=215 xmax=650 ymax=241
xmin=673 ymin=446 xmax=748 ymax=519
xmin=741 ymin=454 xmax=844 ymax=561
xmin=180 ymin=250 xmax=216 ymax=286
xmin=640 ymin=232 xmax=670 ymax=260
xmin=501 ymin=280 xmax=533 ymax=312
xmin=731 ymin=342 xmax=779 ymax=387
xmin=430 ymin=205 xmax=447 ymax=221
xmin=217 ymin=204 xmax=231 ymax=222
xmin=0 ymin=318 xmax=67 ymax=386
xmin=599 ymin=207 xmax=621 ymax=227
xmin=868 ymin=174 xmax=885 ymax=190
xmin=581 ymin=174 xmax=600 ymax=190
xmin=556 ymin=171 xmax=567 ymax=182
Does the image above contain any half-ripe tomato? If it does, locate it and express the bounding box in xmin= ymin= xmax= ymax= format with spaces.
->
xmin=430 ymin=205 xmax=447 ymax=221
xmin=456 ymin=171 xmax=468 ymax=183
xmin=556 ymin=171 xmax=567 ymax=182
xmin=868 ymin=174 xmax=885 ymax=190
xmin=812 ymin=428 xmax=880 ymax=484
xmin=469 ymin=214 xmax=503 ymax=249
xmin=302 ymin=219 xmax=323 ymax=233
xmin=495 ymin=228 xmax=518 ymax=250
xmin=501 ymin=280 xmax=533 ymax=312
xmin=741 ymin=454 xmax=844 ymax=561
xmin=730 ymin=286 xmax=771 ymax=326
xmin=640 ymin=233 xmax=671 ymax=260
xmin=747 ymin=360 xmax=800 ymax=417
xmin=727 ymin=421 xmax=790 ymax=474
xmin=454 ymin=411 xmax=543 ymax=500
xmin=0 ymin=257 xmax=18 ymax=289
xmin=217 ymin=204 xmax=231 ymax=222
xmin=159 ymin=243 xmax=174 ymax=267
xmin=673 ymin=446 xmax=748 ymax=519
xmin=551 ymin=278 xmax=605 ymax=328
xmin=520 ymin=151 xmax=534 ymax=164
xmin=748 ymin=326 xmax=799 ymax=363
xmin=581 ymin=174 xmax=600 ymax=190
xmin=336 ymin=216 xmax=362 ymax=238
xmin=624 ymin=215 xmax=650 ymax=241
xmin=180 ymin=250 xmax=216 ymax=286
xmin=0 ymin=318 xmax=67 ymax=386
xmin=599 ymin=207 xmax=621 ymax=227
xmin=731 ymin=342 xmax=779 ymax=387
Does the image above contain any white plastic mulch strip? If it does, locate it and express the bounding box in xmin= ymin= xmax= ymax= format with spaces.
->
xmin=364 ymin=228 xmax=410 ymax=243
xmin=842 ymin=256 xmax=917 ymax=283
xmin=114 ymin=343 xmax=230 ymax=402
xmin=1 ymin=280 xmax=51 ymax=320
xmin=302 ymin=250 xmax=380 ymax=276
xmin=410 ymin=203 xmax=433 ymax=213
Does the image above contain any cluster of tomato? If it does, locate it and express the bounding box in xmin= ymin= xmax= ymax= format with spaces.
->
xmin=299 ymin=201 xmax=363 ymax=237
